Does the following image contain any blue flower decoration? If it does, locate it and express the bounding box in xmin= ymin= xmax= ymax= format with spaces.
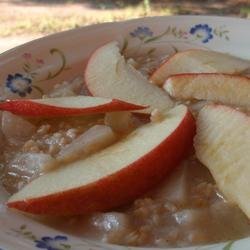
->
xmin=35 ymin=235 xmax=68 ymax=250
xmin=5 ymin=73 xmax=32 ymax=97
xmin=190 ymin=24 xmax=213 ymax=43
xmin=130 ymin=26 xmax=153 ymax=40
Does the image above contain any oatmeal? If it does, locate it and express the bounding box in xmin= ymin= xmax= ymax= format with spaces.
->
xmin=1 ymin=114 xmax=110 ymax=193
xmin=1 ymin=44 xmax=250 ymax=249
xmin=45 ymin=158 xmax=250 ymax=248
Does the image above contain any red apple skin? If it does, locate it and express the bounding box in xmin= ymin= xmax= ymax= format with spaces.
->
xmin=150 ymin=51 xmax=178 ymax=79
xmin=149 ymin=49 xmax=200 ymax=83
xmin=84 ymin=42 xmax=174 ymax=115
xmin=83 ymin=41 xmax=113 ymax=97
xmin=165 ymin=72 xmax=250 ymax=82
xmin=150 ymin=49 xmax=250 ymax=85
xmin=0 ymin=99 xmax=145 ymax=117
xmin=8 ymin=110 xmax=196 ymax=216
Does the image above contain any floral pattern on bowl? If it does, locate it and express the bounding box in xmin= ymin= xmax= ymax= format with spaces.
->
xmin=0 ymin=15 xmax=250 ymax=250
xmin=3 ymin=49 xmax=66 ymax=99
xmin=1 ymin=20 xmax=231 ymax=100
xmin=129 ymin=23 xmax=229 ymax=44
xmin=1 ymin=221 xmax=240 ymax=250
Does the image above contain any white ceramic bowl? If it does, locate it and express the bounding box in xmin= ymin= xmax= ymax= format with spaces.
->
xmin=0 ymin=15 xmax=250 ymax=250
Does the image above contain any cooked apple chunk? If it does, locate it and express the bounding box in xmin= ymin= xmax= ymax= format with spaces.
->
xmin=194 ymin=105 xmax=250 ymax=218
xmin=150 ymin=50 xmax=250 ymax=86
xmin=55 ymin=125 xmax=117 ymax=165
xmin=164 ymin=73 xmax=250 ymax=108
xmin=104 ymin=112 xmax=137 ymax=133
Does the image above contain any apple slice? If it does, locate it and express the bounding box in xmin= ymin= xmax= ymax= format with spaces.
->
xmin=164 ymin=73 xmax=250 ymax=107
xmin=150 ymin=49 xmax=250 ymax=86
xmin=194 ymin=105 xmax=250 ymax=218
xmin=8 ymin=105 xmax=195 ymax=216
xmin=0 ymin=96 xmax=145 ymax=117
xmin=85 ymin=41 xmax=173 ymax=113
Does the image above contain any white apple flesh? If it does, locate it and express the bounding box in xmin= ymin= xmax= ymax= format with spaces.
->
xmin=0 ymin=96 xmax=145 ymax=117
xmin=194 ymin=105 xmax=250 ymax=218
xmin=150 ymin=49 xmax=250 ymax=86
xmin=164 ymin=73 xmax=250 ymax=108
xmin=84 ymin=41 xmax=173 ymax=113
xmin=8 ymin=105 xmax=195 ymax=216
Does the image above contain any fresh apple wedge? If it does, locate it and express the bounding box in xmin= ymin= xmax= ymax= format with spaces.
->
xmin=0 ymin=96 xmax=145 ymax=117
xmin=164 ymin=73 xmax=250 ymax=107
xmin=194 ymin=105 xmax=250 ymax=218
xmin=8 ymin=105 xmax=195 ymax=216
xmin=85 ymin=41 xmax=173 ymax=113
xmin=150 ymin=49 xmax=250 ymax=86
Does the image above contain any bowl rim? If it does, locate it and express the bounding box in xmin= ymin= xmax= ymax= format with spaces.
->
xmin=2 ymin=14 xmax=250 ymax=57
